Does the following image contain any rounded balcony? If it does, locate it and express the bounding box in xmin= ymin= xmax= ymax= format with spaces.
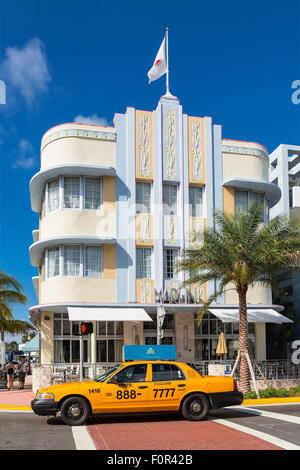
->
xmin=40 ymin=123 xmax=116 ymax=170
xmin=222 ymin=140 xmax=270 ymax=182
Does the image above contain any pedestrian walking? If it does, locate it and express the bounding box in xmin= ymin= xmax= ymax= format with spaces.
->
xmin=5 ymin=360 xmax=15 ymax=390
xmin=17 ymin=357 xmax=28 ymax=390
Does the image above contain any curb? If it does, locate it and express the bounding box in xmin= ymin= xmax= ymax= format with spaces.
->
xmin=242 ymin=397 xmax=300 ymax=406
xmin=0 ymin=404 xmax=32 ymax=411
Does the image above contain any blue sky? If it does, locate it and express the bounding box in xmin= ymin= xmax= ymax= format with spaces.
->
xmin=0 ymin=0 xmax=300 ymax=339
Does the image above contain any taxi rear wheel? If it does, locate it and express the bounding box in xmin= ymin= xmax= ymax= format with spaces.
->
xmin=60 ymin=396 xmax=90 ymax=426
xmin=181 ymin=393 xmax=210 ymax=421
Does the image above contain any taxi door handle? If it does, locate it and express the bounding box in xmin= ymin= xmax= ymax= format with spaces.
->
xmin=177 ymin=384 xmax=186 ymax=387
xmin=138 ymin=386 xmax=148 ymax=389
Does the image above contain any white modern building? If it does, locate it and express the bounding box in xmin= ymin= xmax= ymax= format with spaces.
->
xmin=269 ymin=144 xmax=300 ymax=340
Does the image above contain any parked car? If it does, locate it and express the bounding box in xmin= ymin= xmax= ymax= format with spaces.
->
xmin=32 ymin=360 xmax=243 ymax=425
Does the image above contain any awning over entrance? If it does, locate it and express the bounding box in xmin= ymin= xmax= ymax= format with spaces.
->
xmin=208 ymin=308 xmax=293 ymax=324
xmin=67 ymin=307 xmax=153 ymax=322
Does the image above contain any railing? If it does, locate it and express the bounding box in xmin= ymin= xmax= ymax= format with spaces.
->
xmin=190 ymin=360 xmax=300 ymax=380
xmin=32 ymin=363 xmax=119 ymax=390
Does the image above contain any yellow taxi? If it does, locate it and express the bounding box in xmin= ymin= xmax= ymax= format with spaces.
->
xmin=31 ymin=361 xmax=243 ymax=425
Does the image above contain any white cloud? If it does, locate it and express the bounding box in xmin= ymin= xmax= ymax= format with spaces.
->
xmin=13 ymin=139 xmax=37 ymax=169
xmin=73 ymin=114 xmax=110 ymax=126
xmin=0 ymin=37 xmax=51 ymax=105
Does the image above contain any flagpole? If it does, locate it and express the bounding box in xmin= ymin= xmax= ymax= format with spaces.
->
xmin=165 ymin=27 xmax=170 ymax=94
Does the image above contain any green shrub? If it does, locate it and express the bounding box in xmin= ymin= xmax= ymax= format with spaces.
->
xmin=243 ymin=385 xmax=300 ymax=399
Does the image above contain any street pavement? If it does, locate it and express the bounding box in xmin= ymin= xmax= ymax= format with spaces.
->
xmin=1 ymin=376 xmax=300 ymax=451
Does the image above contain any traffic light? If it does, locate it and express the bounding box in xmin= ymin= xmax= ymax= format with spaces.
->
xmin=80 ymin=322 xmax=93 ymax=335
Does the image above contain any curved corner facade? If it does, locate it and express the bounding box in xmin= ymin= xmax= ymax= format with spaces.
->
xmin=29 ymin=98 xmax=280 ymax=367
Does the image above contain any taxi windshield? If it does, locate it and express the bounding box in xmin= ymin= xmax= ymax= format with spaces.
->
xmin=94 ymin=365 xmax=123 ymax=382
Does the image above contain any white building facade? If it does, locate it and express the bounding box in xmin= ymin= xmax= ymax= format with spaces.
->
xmin=29 ymin=94 xmax=286 ymax=368
xmin=269 ymin=144 xmax=300 ymax=341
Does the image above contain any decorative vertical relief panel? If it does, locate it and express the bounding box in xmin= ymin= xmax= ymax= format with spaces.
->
xmin=139 ymin=280 xmax=152 ymax=304
xmin=191 ymin=121 xmax=202 ymax=181
xmin=165 ymin=215 xmax=177 ymax=245
xmin=136 ymin=279 xmax=154 ymax=303
xmin=135 ymin=111 xmax=153 ymax=180
xmin=165 ymin=109 xmax=177 ymax=179
xmin=188 ymin=117 xmax=205 ymax=184
xmin=192 ymin=283 xmax=204 ymax=303
xmin=136 ymin=214 xmax=152 ymax=244
xmin=189 ymin=218 xmax=206 ymax=246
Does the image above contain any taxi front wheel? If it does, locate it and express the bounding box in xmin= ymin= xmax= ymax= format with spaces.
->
xmin=60 ymin=396 xmax=90 ymax=426
xmin=181 ymin=393 xmax=210 ymax=421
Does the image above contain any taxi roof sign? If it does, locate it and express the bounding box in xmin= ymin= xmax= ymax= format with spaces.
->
xmin=123 ymin=345 xmax=176 ymax=361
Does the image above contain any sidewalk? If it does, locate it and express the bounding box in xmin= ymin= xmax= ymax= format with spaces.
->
xmin=0 ymin=374 xmax=34 ymax=411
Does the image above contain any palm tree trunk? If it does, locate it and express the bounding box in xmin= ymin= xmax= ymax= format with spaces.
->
xmin=237 ymin=287 xmax=250 ymax=392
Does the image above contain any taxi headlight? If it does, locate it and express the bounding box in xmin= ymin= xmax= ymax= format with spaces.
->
xmin=37 ymin=392 xmax=55 ymax=400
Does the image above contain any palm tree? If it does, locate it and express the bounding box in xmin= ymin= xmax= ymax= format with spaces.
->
xmin=177 ymin=203 xmax=300 ymax=393
xmin=0 ymin=271 xmax=34 ymax=345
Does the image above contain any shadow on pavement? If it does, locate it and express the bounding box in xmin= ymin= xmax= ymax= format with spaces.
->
xmin=45 ymin=407 xmax=257 ymax=427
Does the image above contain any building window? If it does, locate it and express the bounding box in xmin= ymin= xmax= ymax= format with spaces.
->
xmin=145 ymin=337 xmax=173 ymax=345
xmin=184 ymin=325 xmax=188 ymax=350
xmin=44 ymin=245 xmax=103 ymax=279
xmin=234 ymin=190 xmax=269 ymax=222
xmin=194 ymin=312 xmax=255 ymax=361
xmin=163 ymin=249 xmax=179 ymax=280
xmin=234 ymin=190 xmax=249 ymax=215
xmin=136 ymin=182 xmax=151 ymax=214
xmin=64 ymin=245 xmax=81 ymax=277
xmin=163 ymin=184 xmax=178 ymax=216
xmin=47 ymin=178 xmax=60 ymax=213
xmin=53 ymin=314 xmax=123 ymax=364
xmin=84 ymin=177 xmax=101 ymax=210
xmin=189 ymin=186 xmax=203 ymax=217
xmin=85 ymin=246 xmax=102 ymax=277
xmin=136 ymin=248 xmax=152 ymax=279
xmin=44 ymin=176 xmax=102 ymax=214
xmin=64 ymin=177 xmax=80 ymax=209
xmin=47 ymin=247 xmax=60 ymax=278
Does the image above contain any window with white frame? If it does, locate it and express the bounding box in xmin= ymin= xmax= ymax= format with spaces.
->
xmin=43 ymin=245 xmax=103 ymax=280
xmin=234 ymin=190 xmax=269 ymax=222
xmin=136 ymin=182 xmax=152 ymax=214
xmin=163 ymin=184 xmax=178 ymax=216
xmin=64 ymin=177 xmax=80 ymax=209
xmin=189 ymin=186 xmax=203 ymax=217
xmin=47 ymin=178 xmax=60 ymax=213
xmin=136 ymin=247 xmax=152 ymax=279
xmin=47 ymin=247 xmax=60 ymax=278
xmin=63 ymin=245 xmax=81 ymax=276
xmin=163 ymin=248 xmax=179 ymax=280
xmin=43 ymin=176 xmax=102 ymax=214
xmin=84 ymin=177 xmax=101 ymax=210
xmin=85 ymin=246 xmax=102 ymax=277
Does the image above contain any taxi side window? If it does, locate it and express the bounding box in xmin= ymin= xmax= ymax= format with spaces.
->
xmin=113 ymin=364 xmax=147 ymax=383
xmin=152 ymin=364 xmax=186 ymax=381
xmin=170 ymin=364 xmax=186 ymax=380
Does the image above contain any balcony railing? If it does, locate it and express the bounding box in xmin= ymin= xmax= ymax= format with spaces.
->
xmin=189 ymin=360 xmax=300 ymax=380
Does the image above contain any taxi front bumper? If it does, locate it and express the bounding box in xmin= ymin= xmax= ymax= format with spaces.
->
xmin=31 ymin=398 xmax=59 ymax=416
xmin=209 ymin=390 xmax=244 ymax=409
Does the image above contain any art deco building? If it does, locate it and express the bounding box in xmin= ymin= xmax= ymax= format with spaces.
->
xmin=29 ymin=93 xmax=288 ymax=368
